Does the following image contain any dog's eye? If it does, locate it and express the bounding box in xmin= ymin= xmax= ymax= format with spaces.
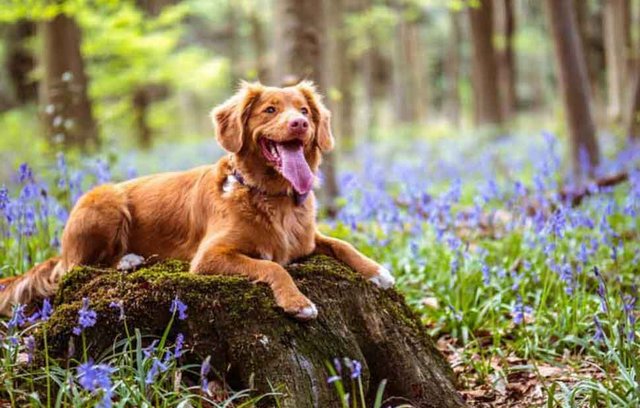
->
xmin=264 ymin=106 xmax=276 ymax=114
xmin=301 ymin=107 xmax=309 ymax=116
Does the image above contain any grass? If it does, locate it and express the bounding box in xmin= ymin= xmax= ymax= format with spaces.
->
xmin=1 ymin=127 xmax=639 ymax=407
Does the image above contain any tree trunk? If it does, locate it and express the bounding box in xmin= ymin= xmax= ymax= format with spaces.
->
xmin=392 ymin=5 xmax=424 ymax=123
xmin=275 ymin=0 xmax=339 ymax=214
xmin=40 ymin=255 xmax=465 ymax=408
xmin=130 ymin=0 xmax=175 ymax=148
xmin=603 ymin=0 xmax=630 ymax=122
xmin=444 ymin=11 xmax=462 ymax=125
xmin=468 ymin=0 xmax=503 ymax=126
xmin=545 ymin=0 xmax=601 ymax=180
xmin=249 ymin=9 xmax=271 ymax=84
xmin=5 ymin=20 xmax=37 ymax=105
xmin=326 ymin=0 xmax=357 ymax=151
xmin=628 ymin=68 xmax=640 ymax=140
xmin=495 ymin=0 xmax=517 ymax=119
xmin=39 ymin=14 xmax=98 ymax=149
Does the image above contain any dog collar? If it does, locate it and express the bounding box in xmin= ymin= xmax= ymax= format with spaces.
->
xmin=229 ymin=169 xmax=309 ymax=206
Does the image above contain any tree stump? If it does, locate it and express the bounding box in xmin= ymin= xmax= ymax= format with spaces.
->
xmin=43 ymin=255 xmax=465 ymax=407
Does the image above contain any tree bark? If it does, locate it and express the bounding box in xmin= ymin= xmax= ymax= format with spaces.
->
xmin=40 ymin=255 xmax=465 ymax=408
xmin=249 ymin=9 xmax=271 ymax=84
xmin=5 ymin=20 xmax=37 ymax=105
xmin=39 ymin=14 xmax=98 ymax=149
xmin=495 ymin=0 xmax=517 ymax=119
xmin=444 ymin=10 xmax=462 ymax=125
xmin=628 ymin=68 xmax=640 ymax=140
xmin=275 ymin=0 xmax=339 ymax=214
xmin=544 ymin=0 xmax=601 ymax=180
xmin=392 ymin=5 xmax=424 ymax=123
xmin=603 ymin=0 xmax=630 ymax=121
xmin=468 ymin=0 xmax=503 ymax=126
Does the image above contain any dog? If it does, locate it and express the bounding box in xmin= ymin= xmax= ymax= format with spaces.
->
xmin=0 ymin=81 xmax=395 ymax=320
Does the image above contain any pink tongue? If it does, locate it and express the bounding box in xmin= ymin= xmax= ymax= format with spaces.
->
xmin=276 ymin=142 xmax=314 ymax=194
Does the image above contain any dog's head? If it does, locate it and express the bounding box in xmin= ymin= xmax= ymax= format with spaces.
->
xmin=211 ymin=81 xmax=333 ymax=196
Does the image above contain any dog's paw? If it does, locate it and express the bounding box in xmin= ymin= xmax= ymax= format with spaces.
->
xmin=278 ymin=293 xmax=318 ymax=321
xmin=369 ymin=266 xmax=395 ymax=289
xmin=117 ymin=254 xmax=146 ymax=271
xmin=294 ymin=303 xmax=318 ymax=321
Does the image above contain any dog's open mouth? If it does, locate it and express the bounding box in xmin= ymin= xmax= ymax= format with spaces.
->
xmin=259 ymin=138 xmax=314 ymax=195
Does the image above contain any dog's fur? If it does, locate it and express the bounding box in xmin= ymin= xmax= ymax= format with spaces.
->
xmin=0 ymin=81 xmax=394 ymax=320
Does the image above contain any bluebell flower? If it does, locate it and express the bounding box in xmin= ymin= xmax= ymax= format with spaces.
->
xmin=200 ymin=356 xmax=211 ymax=393
xmin=145 ymin=357 xmax=168 ymax=385
xmin=349 ymin=360 xmax=362 ymax=379
xmin=143 ymin=340 xmax=159 ymax=359
xmin=73 ymin=297 xmax=97 ymax=335
xmin=173 ymin=333 xmax=185 ymax=359
xmin=512 ymin=296 xmax=533 ymax=325
xmin=18 ymin=163 xmax=33 ymax=184
xmin=27 ymin=298 xmax=53 ymax=323
xmin=593 ymin=316 xmax=605 ymax=343
xmin=8 ymin=304 xmax=27 ymax=329
xmin=327 ymin=375 xmax=341 ymax=384
xmin=109 ymin=301 xmax=125 ymax=321
xmin=76 ymin=360 xmax=116 ymax=408
xmin=170 ymin=296 xmax=188 ymax=320
xmin=24 ymin=335 xmax=35 ymax=364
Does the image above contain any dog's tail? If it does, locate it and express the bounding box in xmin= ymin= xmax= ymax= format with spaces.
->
xmin=0 ymin=257 xmax=63 ymax=316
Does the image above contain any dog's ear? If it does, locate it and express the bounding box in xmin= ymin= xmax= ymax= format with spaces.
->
xmin=211 ymin=82 xmax=262 ymax=153
xmin=297 ymin=81 xmax=335 ymax=152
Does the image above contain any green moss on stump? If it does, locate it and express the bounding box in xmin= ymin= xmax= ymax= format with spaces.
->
xmin=42 ymin=255 xmax=464 ymax=408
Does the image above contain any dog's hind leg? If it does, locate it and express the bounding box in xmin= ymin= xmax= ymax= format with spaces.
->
xmin=60 ymin=184 xmax=132 ymax=271
xmin=0 ymin=184 xmax=131 ymax=316
xmin=0 ymin=257 xmax=62 ymax=316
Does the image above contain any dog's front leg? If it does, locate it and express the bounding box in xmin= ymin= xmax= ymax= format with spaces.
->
xmin=314 ymin=232 xmax=395 ymax=289
xmin=190 ymin=245 xmax=318 ymax=320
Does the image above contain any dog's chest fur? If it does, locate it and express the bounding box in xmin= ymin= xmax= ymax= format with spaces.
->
xmin=246 ymin=194 xmax=316 ymax=265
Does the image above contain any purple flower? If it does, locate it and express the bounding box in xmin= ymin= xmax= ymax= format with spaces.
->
xmin=200 ymin=356 xmax=211 ymax=393
xmin=24 ymin=335 xmax=35 ymax=364
xmin=349 ymin=360 xmax=362 ymax=379
xmin=109 ymin=301 xmax=125 ymax=321
xmin=170 ymin=296 xmax=188 ymax=320
xmin=145 ymin=357 xmax=168 ymax=385
xmin=8 ymin=304 xmax=27 ymax=329
xmin=77 ymin=361 xmax=116 ymax=408
xmin=174 ymin=333 xmax=185 ymax=358
xmin=27 ymin=298 xmax=53 ymax=323
xmin=18 ymin=163 xmax=33 ymax=184
xmin=73 ymin=297 xmax=97 ymax=335
xmin=593 ymin=316 xmax=605 ymax=343
xmin=327 ymin=375 xmax=341 ymax=384
xmin=143 ymin=340 xmax=159 ymax=358
xmin=594 ymin=268 xmax=608 ymax=313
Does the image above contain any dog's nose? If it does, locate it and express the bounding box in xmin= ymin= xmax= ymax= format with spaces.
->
xmin=288 ymin=117 xmax=309 ymax=133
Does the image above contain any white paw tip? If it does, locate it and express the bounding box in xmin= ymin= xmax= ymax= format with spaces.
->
xmin=369 ymin=267 xmax=395 ymax=289
xmin=295 ymin=303 xmax=318 ymax=320
xmin=117 ymin=254 xmax=145 ymax=271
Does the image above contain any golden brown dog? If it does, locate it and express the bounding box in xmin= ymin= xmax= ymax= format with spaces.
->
xmin=0 ymin=81 xmax=394 ymax=320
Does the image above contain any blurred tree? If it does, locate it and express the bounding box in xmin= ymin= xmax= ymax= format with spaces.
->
xmin=275 ymin=0 xmax=339 ymax=212
xmin=325 ymin=0 xmax=357 ymax=150
xmin=443 ymin=10 xmax=462 ymax=124
xmin=392 ymin=2 xmax=424 ymax=123
xmin=495 ymin=0 xmax=516 ymax=120
xmin=133 ymin=0 xmax=175 ymax=148
xmin=545 ymin=0 xmax=600 ymax=179
xmin=40 ymin=14 xmax=98 ymax=149
xmin=4 ymin=21 xmax=37 ymax=105
xmin=468 ymin=0 xmax=503 ymax=126
xmin=248 ymin=7 xmax=270 ymax=83
xmin=629 ymin=65 xmax=640 ymax=140
xmin=603 ymin=0 xmax=630 ymax=122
